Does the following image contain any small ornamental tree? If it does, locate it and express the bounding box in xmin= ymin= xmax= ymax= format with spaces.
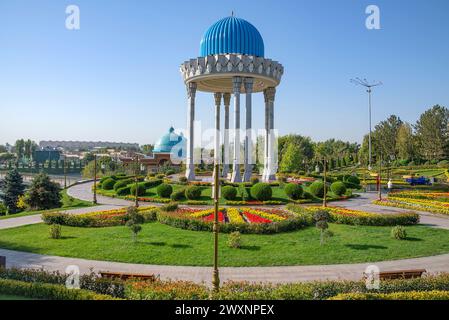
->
xmin=126 ymin=206 xmax=144 ymax=243
xmin=0 ymin=168 xmax=25 ymax=214
xmin=313 ymin=210 xmax=332 ymax=245
xmin=25 ymin=173 xmax=62 ymax=210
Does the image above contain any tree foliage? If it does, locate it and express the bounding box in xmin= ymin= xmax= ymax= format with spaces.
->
xmin=25 ymin=173 xmax=62 ymax=210
xmin=0 ymin=168 xmax=25 ymax=214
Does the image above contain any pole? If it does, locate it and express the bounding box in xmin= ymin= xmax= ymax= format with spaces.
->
xmin=135 ymin=155 xmax=139 ymax=208
xmin=323 ymin=158 xmax=327 ymax=208
xmin=63 ymin=155 xmax=67 ymax=189
xmin=93 ymin=154 xmax=97 ymax=205
xmin=378 ymin=153 xmax=382 ymax=201
xmin=212 ymin=163 xmax=220 ymax=292
xmin=368 ymin=88 xmax=372 ymax=170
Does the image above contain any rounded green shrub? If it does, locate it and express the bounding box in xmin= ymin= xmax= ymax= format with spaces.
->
xmin=309 ymin=181 xmax=325 ymax=198
xmin=330 ymin=181 xmax=347 ymax=196
xmin=130 ymin=184 xmax=146 ymax=197
xmin=101 ymin=178 xmax=116 ymax=190
xmin=179 ymin=176 xmax=188 ymax=183
xmin=345 ymin=175 xmax=360 ymax=186
xmin=284 ymin=183 xmax=303 ymax=200
xmin=185 ymin=186 xmax=202 ymax=200
xmin=165 ymin=169 xmax=175 ymax=176
xmin=156 ymin=173 xmax=165 ymax=179
xmin=156 ymin=183 xmax=173 ymax=198
xmin=113 ymin=179 xmax=132 ymax=191
xmin=170 ymin=189 xmax=185 ymax=201
xmin=116 ymin=186 xmax=131 ymax=196
xmin=221 ymin=186 xmax=237 ymax=200
xmin=250 ymin=183 xmax=272 ymax=201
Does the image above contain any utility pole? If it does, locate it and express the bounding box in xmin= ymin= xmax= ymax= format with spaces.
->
xmin=351 ymin=78 xmax=382 ymax=170
xmin=323 ymin=158 xmax=327 ymax=208
xmin=134 ymin=154 xmax=139 ymax=208
xmin=93 ymin=154 xmax=97 ymax=205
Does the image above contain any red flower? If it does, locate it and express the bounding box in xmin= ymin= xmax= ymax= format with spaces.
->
xmin=202 ymin=212 xmax=225 ymax=222
xmin=243 ymin=212 xmax=272 ymax=224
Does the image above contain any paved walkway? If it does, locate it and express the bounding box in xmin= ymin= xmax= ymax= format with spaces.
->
xmin=1 ymin=182 xmax=449 ymax=284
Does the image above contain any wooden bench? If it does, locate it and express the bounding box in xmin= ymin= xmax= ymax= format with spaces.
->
xmin=364 ymin=269 xmax=426 ymax=280
xmin=99 ymin=271 xmax=158 ymax=281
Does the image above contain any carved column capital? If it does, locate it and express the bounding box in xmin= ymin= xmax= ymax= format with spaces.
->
xmin=244 ymin=77 xmax=254 ymax=94
xmin=214 ymin=92 xmax=223 ymax=106
xmin=223 ymin=93 xmax=231 ymax=107
xmin=186 ymin=82 xmax=197 ymax=98
xmin=263 ymin=87 xmax=276 ymax=102
xmin=232 ymin=76 xmax=242 ymax=94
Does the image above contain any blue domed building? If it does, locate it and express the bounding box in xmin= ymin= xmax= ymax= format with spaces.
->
xmin=152 ymin=127 xmax=185 ymax=157
xmin=180 ymin=15 xmax=284 ymax=182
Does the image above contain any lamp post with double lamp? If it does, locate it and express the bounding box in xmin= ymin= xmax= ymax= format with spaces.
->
xmin=93 ymin=154 xmax=97 ymax=205
xmin=134 ymin=155 xmax=139 ymax=208
xmin=322 ymin=158 xmax=327 ymax=208
xmin=351 ymin=78 xmax=382 ymax=171
xmin=212 ymin=162 xmax=220 ymax=293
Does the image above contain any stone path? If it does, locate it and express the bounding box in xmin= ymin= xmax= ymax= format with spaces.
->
xmin=1 ymin=182 xmax=449 ymax=284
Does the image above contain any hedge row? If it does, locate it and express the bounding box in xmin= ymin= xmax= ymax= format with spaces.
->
xmin=329 ymin=290 xmax=449 ymax=300
xmin=125 ymin=273 xmax=449 ymax=300
xmin=286 ymin=204 xmax=420 ymax=226
xmin=156 ymin=211 xmax=311 ymax=234
xmin=42 ymin=208 xmax=158 ymax=228
xmin=0 ymin=278 xmax=116 ymax=300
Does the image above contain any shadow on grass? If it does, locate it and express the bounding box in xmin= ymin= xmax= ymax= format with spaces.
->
xmin=404 ymin=237 xmax=423 ymax=242
xmin=145 ymin=241 xmax=166 ymax=246
xmin=57 ymin=236 xmax=77 ymax=240
xmin=170 ymin=244 xmax=192 ymax=249
xmin=345 ymin=244 xmax=388 ymax=250
xmin=240 ymin=245 xmax=261 ymax=251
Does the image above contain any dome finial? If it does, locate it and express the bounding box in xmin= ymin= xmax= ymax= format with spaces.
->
xmin=231 ymin=10 xmax=234 ymax=17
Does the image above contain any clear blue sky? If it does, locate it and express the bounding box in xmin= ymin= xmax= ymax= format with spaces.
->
xmin=1 ymin=0 xmax=448 ymax=146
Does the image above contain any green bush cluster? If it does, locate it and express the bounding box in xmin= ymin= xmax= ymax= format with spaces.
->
xmin=170 ymin=189 xmax=185 ymax=201
xmin=221 ymin=186 xmax=237 ymax=200
xmin=250 ymin=183 xmax=272 ymax=201
xmin=156 ymin=183 xmax=173 ymax=198
xmin=101 ymin=178 xmax=116 ymax=190
xmin=330 ymin=290 xmax=449 ymax=300
xmin=116 ymin=186 xmax=131 ymax=196
xmin=309 ymin=181 xmax=325 ymax=198
xmin=113 ymin=178 xmax=133 ymax=191
xmin=185 ymin=186 xmax=202 ymax=200
xmin=330 ymin=181 xmax=347 ymax=196
xmin=391 ymin=225 xmax=407 ymax=240
xmin=130 ymin=184 xmax=146 ymax=197
xmin=284 ymin=183 xmax=303 ymax=200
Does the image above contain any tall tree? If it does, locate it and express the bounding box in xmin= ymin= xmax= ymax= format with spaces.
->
xmin=396 ymin=122 xmax=417 ymax=160
xmin=0 ymin=168 xmax=25 ymax=214
xmin=14 ymin=139 xmax=25 ymax=159
xmin=414 ymin=105 xmax=449 ymax=160
xmin=279 ymin=143 xmax=302 ymax=173
xmin=25 ymin=173 xmax=61 ymax=210
xmin=373 ymin=115 xmax=403 ymax=159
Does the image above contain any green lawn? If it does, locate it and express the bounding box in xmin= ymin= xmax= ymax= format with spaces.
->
xmin=0 ymin=190 xmax=94 ymax=220
xmin=1 ymin=222 xmax=449 ymax=267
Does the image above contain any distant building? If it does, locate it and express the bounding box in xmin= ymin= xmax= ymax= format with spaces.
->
xmin=39 ymin=140 xmax=139 ymax=151
xmin=33 ymin=147 xmax=61 ymax=163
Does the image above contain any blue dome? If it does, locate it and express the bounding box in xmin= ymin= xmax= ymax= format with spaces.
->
xmin=153 ymin=127 xmax=185 ymax=156
xmin=200 ymin=16 xmax=264 ymax=57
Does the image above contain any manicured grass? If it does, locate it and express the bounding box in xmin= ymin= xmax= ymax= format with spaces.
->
xmin=1 ymin=222 xmax=449 ymax=266
xmin=0 ymin=190 xmax=94 ymax=220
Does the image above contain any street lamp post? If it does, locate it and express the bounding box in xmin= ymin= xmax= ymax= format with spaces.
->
xmin=323 ymin=158 xmax=327 ymax=208
xmin=63 ymin=155 xmax=67 ymax=189
xmin=134 ymin=155 xmax=139 ymax=208
xmin=351 ymin=78 xmax=382 ymax=170
xmin=378 ymin=153 xmax=382 ymax=201
xmin=93 ymin=154 xmax=97 ymax=205
xmin=212 ymin=163 xmax=220 ymax=292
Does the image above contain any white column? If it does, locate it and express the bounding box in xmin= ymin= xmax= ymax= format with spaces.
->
xmin=222 ymin=93 xmax=231 ymax=178
xmin=263 ymin=87 xmax=276 ymax=182
xmin=213 ymin=93 xmax=222 ymax=165
xmin=231 ymin=77 xmax=242 ymax=183
xmin=243 ymin=77 xmax=254 ymax=182
xmin=185 ymin=82 xmax=197 ymax=181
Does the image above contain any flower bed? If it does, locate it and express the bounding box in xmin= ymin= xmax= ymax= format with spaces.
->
xmin=157 ymin=207 xmax=308 ymax=234
xmin=42 ymin=206 xmax=157 ymax=227
xmin=287 ymin=204 xmax=419 ymax=226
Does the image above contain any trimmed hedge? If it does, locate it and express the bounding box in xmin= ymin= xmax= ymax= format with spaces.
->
xmin=101 ymin=178 xmax=116 ymax=190
xmin=284 ymin=183 xmax=303 ymax=200
xmin=250 ymin=183 xmax=272 ymax=201
xmin=330 ymin=290 xmax=449 ymax=300
xmin=221 ymin=186 xmax=237 ymax=200
xmin=130 ymin=184 xmax=146 ymax=197
xmin=113 ymin=178 xmax=133 ymax=191
xmin=309 ymin=181 xmax=325 ymax=198
xmin=185 ymin=186 xmax=202 ymax=200
xmin=156 ymin=183 xmax=173 ymax=198
xmin=116 ymin=186 xmax=131 ymax=196
xmin=330 ymin=181 xmax=346 ymax=196
xmin=0 ymin=278 xmax=115 ymax=300
xmin=286 ymin=204 xmax=419 ymax=226
xmin=170 ymin=189 xmax=185 ymax=201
